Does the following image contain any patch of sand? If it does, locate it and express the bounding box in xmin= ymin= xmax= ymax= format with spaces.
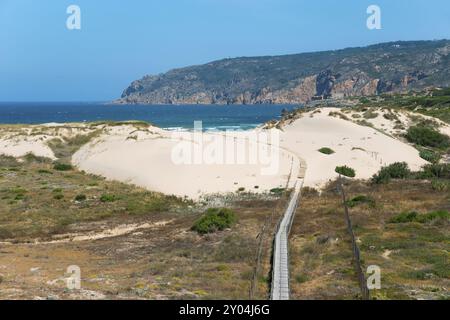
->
xmin=0 ymin=136 xmax=56 ymax=159
xmin=73 ymin=126 xmax=295 ymax=199
xmin=37 ymin=221 xmax=172 ymax=244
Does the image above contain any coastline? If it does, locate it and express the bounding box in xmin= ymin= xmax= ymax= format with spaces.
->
xmin=1 ymin=105 xmax=446 ymax=199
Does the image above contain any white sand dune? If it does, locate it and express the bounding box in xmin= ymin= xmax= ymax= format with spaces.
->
xmin=72 ymin=108 xmax=430 ymax=198
xmin=73 ymin=127 xmax=294 ymax=199
xmin=0 ymin=137 xmax=56 ymax=160
xmin=279 ymin=108 xmax=428 ymax=189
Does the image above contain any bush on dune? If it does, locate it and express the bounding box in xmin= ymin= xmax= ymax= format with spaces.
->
xmin=405 ymin=125 xmax=450 ymax=149
xmin=335 ymin=166 xmax=356 ymax=178
xmin=371 ymin=162 xmax=411 ymax=184
xmin=318 ymin=147 xmax=335 ymax=155
xmin=371 ymin=161 xmax=450 ymax=184
xmin=417 ymin=163 xmax=450 ymax=179
xmin=419 ymin=149 xmax=441 ymax=163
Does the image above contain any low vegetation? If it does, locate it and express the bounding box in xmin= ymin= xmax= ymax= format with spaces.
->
xmin=419 ymin=149 xmax=441 ymax=163
xmin=419 ymin=163 xmax=450 ymax=179
xmin=389 ymin=210 xmax=449 ymax=224
xmin=371 ymin=162 xmax=450 ymax=185
xmin=0 ymin=156 xmax=190 ymax=239
xmin=371 ymin=162 xmax=410 ymax=184
xmin=405 ymin=125 xmax=450 ymax=149
xmin=335 ymin=166 xmax=356 ymax=178
xmin=53 ymin=162 xmax=73 ymax=171
xmin=100 ymin=194 xmax=119 ymax=203
xmin=346 ymin=195 xmax=376 ymax=208
xmin=191 ymin=208 xmax=237 ymax=235
xmin=47 ymin=130 xmax=101 ymax=161
xmin=290 ymin=178 xmax=450 ymax=300
xmin=318 ymin=147 xmax=335 ymax=155
xmin=269 ymin=187 xmax=285 ymax=195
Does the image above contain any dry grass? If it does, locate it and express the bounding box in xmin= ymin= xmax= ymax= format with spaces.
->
xmin=0 ymin=155 xmax=190 ymax=240
xmin=0 ymin=155 xmax=288 ymax=299
xmin=290 ymin=179 xmax=450 ymax=300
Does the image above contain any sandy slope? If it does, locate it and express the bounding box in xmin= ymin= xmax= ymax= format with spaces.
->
xmin=0 ymin=138 xmax=55 ymax=159
xmin=72 ymin=127 xmax=294 ymax=199
xmin=279 ymin=108 xmax=428 ymax=188
xmin=72 ymin=108 xmax=429 ymax=198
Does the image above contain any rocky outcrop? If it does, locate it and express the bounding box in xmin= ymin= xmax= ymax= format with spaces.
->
xmin=116 ymin=40 xmax=450 ymax=105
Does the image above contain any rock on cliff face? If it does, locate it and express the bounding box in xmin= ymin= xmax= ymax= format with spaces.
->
xmin=116 ymin=40 xmax=450 ymax=105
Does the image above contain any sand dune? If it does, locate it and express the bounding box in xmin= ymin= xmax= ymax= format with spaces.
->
xmin=73 ymin=127 xmax=295 ymax=199
xmin=72 ymin=108 xmax=431 ymax=197
xmin=278 ymin=108 xmax=428 ymax=189
xmin=0 ymin=137 xmax=56 ymax=159
xmin=1 ymin=107 xmax=443 ymax=198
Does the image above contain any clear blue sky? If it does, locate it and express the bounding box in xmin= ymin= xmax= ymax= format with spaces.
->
xmin=1 ymin=0 xmax=449 ymax=101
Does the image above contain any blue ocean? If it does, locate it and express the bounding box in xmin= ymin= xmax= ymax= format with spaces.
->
xmin=0 ymin=102 xmax=298 ymax=131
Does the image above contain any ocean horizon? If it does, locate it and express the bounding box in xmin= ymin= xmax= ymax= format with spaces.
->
xmin=0 ymin=102 xmax=298 ymax=131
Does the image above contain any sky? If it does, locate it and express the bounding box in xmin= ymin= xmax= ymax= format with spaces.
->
xmin=1 ymin=0 xmax=449 ymax=101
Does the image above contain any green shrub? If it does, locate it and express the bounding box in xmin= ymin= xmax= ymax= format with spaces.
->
xmin=383 ymin=113 xmax=398 ymax=121
xmin=53 ymin=193 xmax=64 ymax=200
xmin=389 ymin=211 xmax=418 ymax=223
xmin=318 ymin=147 xmax=335 ymax=155
xmin=14 ymin=193 xmax=26 ymax=200
xmin=191 ymin=208 xmax=237 ymax=235
xmin=10 ymin=187 xmax=27 ymax=194
xmin=405 ymin=125 xmax=450 ymax=149
xmin=359 ymin=98 xmax=370 ymax=104
xmin=38 ymin=169 xmax=53 ymax=174
xmin=295 ymin=274 xmax=309 ymax=284
xmin=389 ymin=211 xmax=449 ymax=223
xmin=53 ymin=163 xmax=73 ymax=171
xmin=417 ymin=211 xmax=449 ymax=223
xmin=431 ymin=179 xmax=449 ymax=192
xmin=346 ymin=195 xmax=376 ymax=208
xmin=270 ymin=187 xmax=285 ymax=195
xmin=100 ymin=194 xmax=118 ymax=202
xmin=9 ymin=187 xmax=27 ymax=200
xmin=335 ymin=166 xmax=356 ymax=178
xmin=363 ymin=110 xmax=378 ymax=119
xmin=357 ymin=120 xmax=374 ymax=127
xmin=418 ymin=163 xmax=450 ymax=179
xmin=74 ymin=194 xmax=87 ymax=201
xmin=23 ymin=152 xmax=51 ymax=163
xmin=372 ymin=162 xmax=410 ymax=184
xmin=419 ymin=149 xmax=441 ymax=163
xmin=329 ymin=111 xmax=349 ymax=121
xmin=0 ymin=155 xmax=20 ymax=167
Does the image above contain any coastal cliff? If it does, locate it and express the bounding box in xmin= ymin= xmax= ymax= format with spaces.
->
xmin=116 ymin=40 xmax=450 ymax=105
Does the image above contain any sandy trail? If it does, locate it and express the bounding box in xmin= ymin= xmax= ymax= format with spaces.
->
xmin=0 ymin=221 xmax=172 ymax=245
